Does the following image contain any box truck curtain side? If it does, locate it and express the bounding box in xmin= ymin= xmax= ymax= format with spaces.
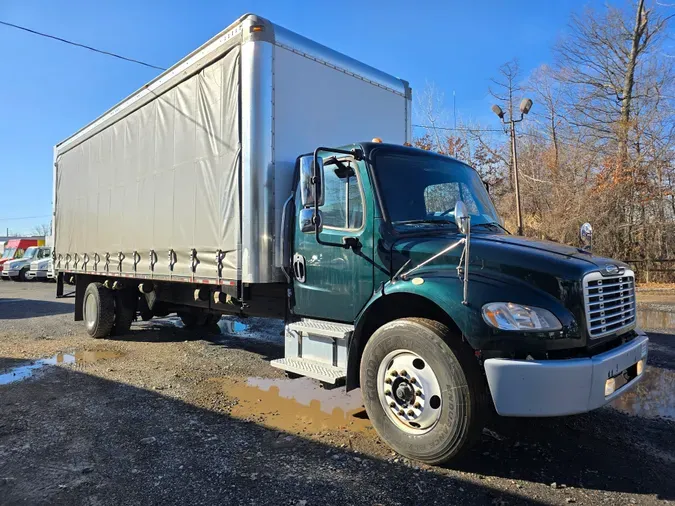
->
xmin=54 ymin=14 xmax=411 ymax=286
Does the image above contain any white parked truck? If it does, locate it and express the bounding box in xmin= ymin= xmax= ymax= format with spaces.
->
xmin=54 ymin=14 xmax=648 ymax=464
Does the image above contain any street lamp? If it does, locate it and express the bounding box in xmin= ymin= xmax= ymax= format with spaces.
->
xmin=492 ymin=97 xmax=533 ymax=236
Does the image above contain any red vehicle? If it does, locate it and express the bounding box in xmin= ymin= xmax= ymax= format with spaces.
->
xmin=0 ymin=238 xmax=42 ymax=278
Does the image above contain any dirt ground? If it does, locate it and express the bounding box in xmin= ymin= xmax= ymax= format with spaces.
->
xmin=1 ymin=281 xmax=674 ymax=505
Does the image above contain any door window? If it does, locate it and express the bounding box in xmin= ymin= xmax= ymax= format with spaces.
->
xmin=321 ymin=160 xmax=364 ymax=230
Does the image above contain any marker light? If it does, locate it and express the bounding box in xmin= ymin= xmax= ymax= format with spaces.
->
xmin=372 ymin=137 xmax=383 ymax=143
xmin=250 ymin=25 xmax=265 ymax=32
xmin=482 ymin=302 xmax=562 ymax=331
xmin=605 ymin=377 xmax=616 ymax=397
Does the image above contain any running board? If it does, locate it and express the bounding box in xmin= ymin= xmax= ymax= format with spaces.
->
xmin=287 ymin=319 xmax=354 ymax=339
xmin=270 ymin=357 xmax=346 ymax=384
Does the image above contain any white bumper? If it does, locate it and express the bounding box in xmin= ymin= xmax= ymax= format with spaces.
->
xmin=26 ymin=270 xmax=48 ymax=280
xmin=484 ymin=333 xmax=649 ymax=417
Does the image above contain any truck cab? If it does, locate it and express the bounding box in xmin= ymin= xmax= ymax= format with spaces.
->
xmin=273 ymin=141 xmax=647 ymax=463
xmin=2 ymin=246 xmax=51 ymax=281
xmin=0 ymin=238 xmax=41 ymax=278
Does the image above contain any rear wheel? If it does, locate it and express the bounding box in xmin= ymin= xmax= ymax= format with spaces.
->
xmin=360 ymin=318 xmax=488 ymax=465
xmin=179 ymin=312 xmax=220 ymax=329
xmin=83 ymin=282 xmax=115 ymax=338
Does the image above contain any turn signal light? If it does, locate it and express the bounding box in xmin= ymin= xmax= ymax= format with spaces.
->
xmin=250 ymin=25 xmax=264 ymax=32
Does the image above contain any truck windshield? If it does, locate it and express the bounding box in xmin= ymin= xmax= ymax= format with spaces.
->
xmin=374 ymin=151 xmax=501 ymax=229
xmin=22 ymin=247 xmax=38 ymax=259
xmin=2 ymin=248 xmax=16 ymax=259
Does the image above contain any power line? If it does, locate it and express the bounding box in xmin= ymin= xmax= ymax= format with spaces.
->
xmin=0 ymin=20 xmax=166 ymax=71
xmin=413 ymin=124 xmax=503 ymax=133
xmin=0 ymin=214 xmax=51 ymax=222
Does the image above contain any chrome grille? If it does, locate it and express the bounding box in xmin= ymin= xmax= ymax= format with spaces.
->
xmin=583 ymin=269 xmax=636 ymax=339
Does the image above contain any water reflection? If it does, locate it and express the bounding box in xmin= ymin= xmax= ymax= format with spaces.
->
xmin=638 ymin=308 xmax=675 ymax=330
xmin=0 ymin=351 xmax=122 ymax=386
xmin=216 ymin=376 xmax=371 ymax=433
xmin=610 ymin=366 xmax=675 ymax=420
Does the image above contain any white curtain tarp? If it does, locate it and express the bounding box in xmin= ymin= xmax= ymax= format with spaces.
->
xmin=55 ymin=47 xmax=241 ymax=280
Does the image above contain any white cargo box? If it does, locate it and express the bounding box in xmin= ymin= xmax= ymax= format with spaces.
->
xmin=54 ymin=14 xmax=411 ymax=285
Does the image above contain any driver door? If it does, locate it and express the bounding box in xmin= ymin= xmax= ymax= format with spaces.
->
xmin=291 ymin=156 xmax=374 ymax=323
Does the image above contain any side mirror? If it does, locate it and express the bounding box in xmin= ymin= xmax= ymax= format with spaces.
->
xmin=580 ymin=222 xmax=593 ymax=251
xmin=454 ymin=201 xmax=470 ymax=235
xmin=299 ymin=208 xmax=323 ymax=234
xmin=299 ymin=155 xmax=325 ymax=208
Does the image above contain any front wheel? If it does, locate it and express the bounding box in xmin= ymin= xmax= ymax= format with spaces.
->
xmin=360 ymin=318 xmax=488 ymax=465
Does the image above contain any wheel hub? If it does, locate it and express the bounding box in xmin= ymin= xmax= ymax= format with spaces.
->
xmin=393 ymin=379 xmax=415 ymax=406
xmin=377 ymin=350 xmax=443 ymax=434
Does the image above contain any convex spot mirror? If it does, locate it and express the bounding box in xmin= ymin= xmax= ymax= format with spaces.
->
xmin=454 ymin=201 xmax=470 ymax=234
xmin=580 ymin=222 xmax=593 ymax=250
xmin=299 ymin=155 xmax=325 ymax=208
xmin=300 ymin=208 xmax=323 ymax=234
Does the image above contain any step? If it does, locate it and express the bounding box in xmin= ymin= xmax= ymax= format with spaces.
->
xmin=270 ymin=357 xmax=346 ymax=384
xmin=287 ymin=319 xmax=354 ymax=340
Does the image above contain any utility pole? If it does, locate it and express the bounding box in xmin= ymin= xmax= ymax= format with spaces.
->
xmin=491 ymin=98 xmax=533 ymax=236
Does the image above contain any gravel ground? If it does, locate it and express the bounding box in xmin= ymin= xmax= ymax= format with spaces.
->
xmin=0 ymin=281 xmax=674 ymax=505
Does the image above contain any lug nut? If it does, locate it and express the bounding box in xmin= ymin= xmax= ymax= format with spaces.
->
xmin=390 ymin=370 xmax=399 ymax=377
xmin=415 ymin=390 xmax=422 ymax=396
xmin=400 ymin=370 xmax=407 ymax=376
xmin=389 ymin=402 xmax=396 ymax=408
xmin=407 ymin=410 xmax=414 ymax=416
xmin=414 ymin=402 xmax=421 ymax=409
xmin=385 ymin=378 xmax=392 ymax=384
xmin=410 ymin=377 xmax=417 ymax=384
xmin=385 ymin=390 xmax=391 ymax=396
xmin=398 ymin=409 xmax=405 ymax=416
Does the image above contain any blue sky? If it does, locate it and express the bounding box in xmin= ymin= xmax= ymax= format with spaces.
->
xmin=0 ymin=0 xmax=606 ymax=235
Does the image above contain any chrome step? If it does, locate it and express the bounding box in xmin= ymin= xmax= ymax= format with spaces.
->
xmin=270 ymin=357 xmax=346 ymax=384
xmin=287 ymin=319 xmax=354 ymax=339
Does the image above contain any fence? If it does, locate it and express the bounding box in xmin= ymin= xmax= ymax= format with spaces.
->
xmin=624 ymin=259 xmax=675 ymax=284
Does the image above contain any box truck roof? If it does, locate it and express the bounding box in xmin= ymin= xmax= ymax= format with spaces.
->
xmin=56 ymin=14 xmax=410 ymax=155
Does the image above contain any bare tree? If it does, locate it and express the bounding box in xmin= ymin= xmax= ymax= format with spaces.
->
xmin=32 ymin=223 xmax=51 ymax=236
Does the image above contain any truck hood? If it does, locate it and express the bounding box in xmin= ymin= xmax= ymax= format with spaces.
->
xmin=30 ymin=259 xmax=50 ymax=270
xmin=391 ymin=232 xmax=629 ymax=303
xmin=5 ymin=258 xmax=31 ymax=270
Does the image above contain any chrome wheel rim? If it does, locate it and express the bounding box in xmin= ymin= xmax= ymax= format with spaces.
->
xmin=84 ymin=292 xmax=97 ymax=327
xmin=377 ymin=349 xmax=442 ymax=434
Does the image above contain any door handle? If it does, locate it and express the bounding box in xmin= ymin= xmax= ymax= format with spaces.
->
xmin=292 ymin=253 xmax=306 ymax=283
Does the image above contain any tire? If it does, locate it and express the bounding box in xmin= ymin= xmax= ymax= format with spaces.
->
xmin=83 ymin=282 xmax=115 ymax=338
xmin=178 ymin=312 xmax=200 ymax=329
xmin=360 ymin=317 xmax=488 ymax=465
xmin=112 ymin=289 xmax=137 ymax=336
xmin=179 ymin=312 xmax=219 ymax=329
xmin=18 ymin=268 xmax=28 ymax=282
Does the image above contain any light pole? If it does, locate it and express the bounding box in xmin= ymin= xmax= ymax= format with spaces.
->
xmin=491 ymin=98 xmax=533 ymax=236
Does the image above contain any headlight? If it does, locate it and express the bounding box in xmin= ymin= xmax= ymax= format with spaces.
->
xmin=482 ymin=302 xmax=562 ymax=331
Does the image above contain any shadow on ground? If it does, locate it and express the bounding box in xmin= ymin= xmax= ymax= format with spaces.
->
xmin=0 ymin=298 xmax=73 ymax=319
xmin=0 ymin=361 xmax=544 ymax=505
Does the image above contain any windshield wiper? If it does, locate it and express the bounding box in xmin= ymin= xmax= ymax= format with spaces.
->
xmin=395 ymin=219 xmax=457 ymax=226
xmin=473 ymin=222 xmax=510 ymax=233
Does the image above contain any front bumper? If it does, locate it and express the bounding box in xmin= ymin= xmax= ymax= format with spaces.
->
xmin=1 ymin=269 xmax=18 ymax=278
xmin=26 ymin=270 xmax=47 ymax=280
xmin=484 ymin=332 xmax=649 ymax=417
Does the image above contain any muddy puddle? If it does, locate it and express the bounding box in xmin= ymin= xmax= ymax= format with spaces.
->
xmin=611 ymin=366 xmax=675 ymax=420
xmin=0 ymin=351 xmax=122 ymax=386
xmin=637 ymin=308 xmax=675 ymax=330
xmin=215 ymin=376 xmax=372 ymax=434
